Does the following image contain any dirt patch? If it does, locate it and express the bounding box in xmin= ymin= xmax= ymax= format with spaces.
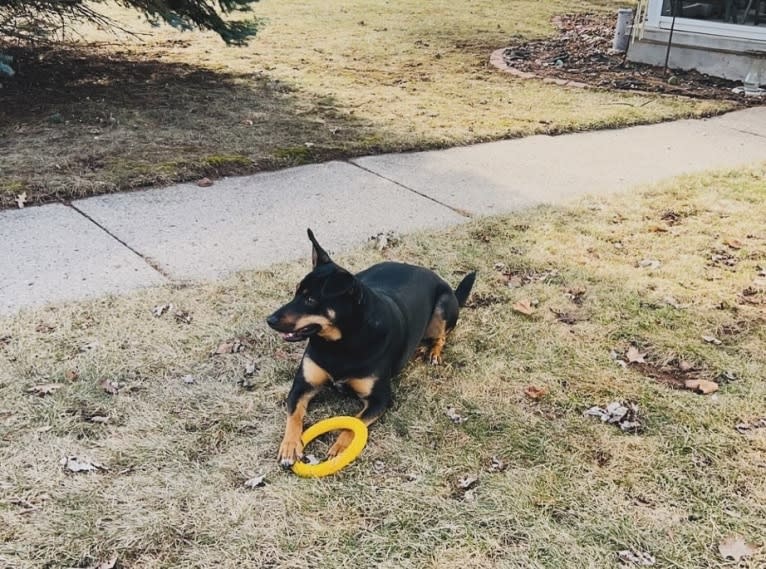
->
xmin=497 ymin=13 xmax=757 ymax=104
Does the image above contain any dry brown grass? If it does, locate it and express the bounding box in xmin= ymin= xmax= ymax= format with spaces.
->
xmin=2 ymin=166 xmax=766 ymax=568
xmin=0 ymin=0 xmax=731 ymax=208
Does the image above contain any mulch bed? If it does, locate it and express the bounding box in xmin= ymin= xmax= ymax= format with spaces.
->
xmin=498 ymin=13 xmax=760 ymax=105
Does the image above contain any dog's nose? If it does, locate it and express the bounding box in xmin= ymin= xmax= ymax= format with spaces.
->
xmin=266 ymin=313 xmax=280 ymax=328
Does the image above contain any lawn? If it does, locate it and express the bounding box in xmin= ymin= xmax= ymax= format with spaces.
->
xmin=1 ymin=165 xmax=765 ymax=568
xmin=0 ymin=0 xmax=731 ymax=209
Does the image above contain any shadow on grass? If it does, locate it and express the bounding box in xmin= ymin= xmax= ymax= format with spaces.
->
xmin=0 ymin=44 xmax=378 ymax=209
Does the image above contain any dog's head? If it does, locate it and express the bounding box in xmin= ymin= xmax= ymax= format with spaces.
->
xmin=266 ymin=229 xmax=359 ymax=342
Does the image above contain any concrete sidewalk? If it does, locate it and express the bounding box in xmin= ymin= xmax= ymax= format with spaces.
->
xmin=2 ymin=107 xmax=765 ymax=314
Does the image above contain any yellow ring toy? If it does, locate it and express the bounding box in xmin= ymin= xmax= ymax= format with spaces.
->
xmin=291 ymin=416 xmax=368 ymax=478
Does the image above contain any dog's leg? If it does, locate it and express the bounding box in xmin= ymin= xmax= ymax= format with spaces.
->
xmin=278 ymin=356 xmax=329 ymax=466
xmin=424 ymin=291 xmax=460 ymax=365
xmin=327 ymin=378 xmax=390 ymax=457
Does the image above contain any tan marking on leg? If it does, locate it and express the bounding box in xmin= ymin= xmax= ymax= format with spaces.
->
xmin=278 ymin=390 xmax=316 ymax=466
xmin=328 ymin=399 xmax=382 ymax=458
xmin=425 ymin=317 xmax=447 ymax=365
xmin=347 ymin=377 xmax=375 ymax=398
xmin=302 ymin=356 xmax=331 ymax=387
xmin=294 ymin=315 xmax=342 ymax=341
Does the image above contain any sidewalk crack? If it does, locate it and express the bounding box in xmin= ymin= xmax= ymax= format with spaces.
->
xmin=64 ymin=201 xmax=173 ymax=280
xmin=347 ymin=161 xmax=473 ymax=218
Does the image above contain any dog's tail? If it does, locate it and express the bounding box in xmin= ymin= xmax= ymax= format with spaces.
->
xmin=454 ymin=271 xmax=477 ymax=307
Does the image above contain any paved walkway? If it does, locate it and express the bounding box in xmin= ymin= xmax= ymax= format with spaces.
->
xmin=2 ymin=107 xmax=765 ymax=314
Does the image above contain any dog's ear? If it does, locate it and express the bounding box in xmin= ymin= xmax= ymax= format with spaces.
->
xmin=321 ymin=270 xmax=356 ymax=298
xmin=307 ymin=228 xmax=332 ymax=268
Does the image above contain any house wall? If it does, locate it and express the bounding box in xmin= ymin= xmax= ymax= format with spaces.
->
xmin=628 ymin=29 xmax=766 ymax=80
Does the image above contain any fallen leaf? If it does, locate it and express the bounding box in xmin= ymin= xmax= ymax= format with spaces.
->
xmin=92 ymin=554 xmax=118 ymax=569
xmin=181 ymin=375 xmax=196 ymax=384
xmin=512 ymin=299 xmax=536 ymax=316
xmin=16 ymin=192 xmax=27 ymax=209
xmin=152 ymin=303 xmax=171 ymax=317
xmin=61 ymin=456 xmax=105 ymax=473
xmin=735 ymin=418 xmax=766 ymax=433
xmin=100 ymin=378 xmax=120 ymax=395
xmin=196 ymin=177 xmax=214 ymax=187
xmin=79 ymin=340 xmax=101 ymax=352
xmin=244 ymin=360 xmax=259 ymax=376
xmin=445 ymin=406 xmax=467 ymax=424
xmin=684 ymin=379 xmax=719 ymax=395
xmin=718 ymin=535 xmax=758 ymax=561
xmin=723 ymin=238 xmax=743 ymax=250
xmin=64 ymin=369 xmax=79 ymax=381
xmin=639 ymin=259 xmax=661 ymax=269
xmin=27 ymin=383 xmax=63 ymax=396
xmin=584 ymin=401 xmax=641 ymax=432
xmin=648 ymin=224 xmax=668 ymax=233
xmin=174 ymin=310 xmax=193 ymax=324
xmin=626 ymin=346 xmax=646 ymax=364
xmin=524 ymin=385 xmax=548 ymax=400
xmin=617 ymin=550 xmax=656 ymax=566
xmin=488 ymin=456 xmax=507 ymax=472
xmin=457 ymin=475 xmax=479 ymax=490
xmin=244 ymin=474 xmax=266 ymax=489
xmin=702 ymin=335 xmax=722 ymax=345
xmin=213 ymin=338 xmax=247 ymax=355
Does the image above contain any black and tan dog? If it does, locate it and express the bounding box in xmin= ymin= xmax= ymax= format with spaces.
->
xmin=266 ymin=229 xmax=476 ymax=466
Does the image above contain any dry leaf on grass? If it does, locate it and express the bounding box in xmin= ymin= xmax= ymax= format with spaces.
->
xmin=244 ymin=474 xmax=266 ymax=489
xmin=152 ymin=303 xmax=172 ymax=317
xmin=27 ymin=383 xmax=63 ymax=396
xmin=61 ymin=456 xmax=106 ymax=473
xmin=617 ymin=550 xmax=656 ymax=566
xmin=244 ymin=360 xmax=259 ymax=376
xmin=638 ymin=259 xmax=661 ymax=269
xmin=212 ymin=338 xmax=247 ymax=355
xmin=16 ymin=192 xmax=27 ymax=209
xmin=718 ymin=535 xmax=758 ymax=561
xmin=684 ymin=379 xmax=719 ymax=395
xmin=584 ymin=401 xmax=641 ymax=432
xmin=512 ymin=299 xmax=536 ymax=316
xmin=488 ymin=456 xmax=507 ymax=472
xmin=702 ymin=335 xmax=722 ymax=345
xmin=647 ymin=224 xmax=668 ymax=233
xmin=524 ymin=385 xmax=548 ymax=400
xmin=100 ymin=378 xmax=120 ymax=395
xmin=735 ymin=418 xmax=766 ymax=433
xmin=174 ymin=310 xmax=193 ymax=324
xmin=445 ymin=406 xmax=467 ymax=424
xmin=723 ymin=238 xmax=743 ymax=250
xmin=457 ymin=475 xmax=479 ymax=490
xmin=626 ymin=346 xmax=646 ymax=364
xmin=196 ymin=177 xmax=214 ymax=187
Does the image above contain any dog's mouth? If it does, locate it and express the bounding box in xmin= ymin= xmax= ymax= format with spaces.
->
xmin=279 ymin=323 xmax=321 ymax=342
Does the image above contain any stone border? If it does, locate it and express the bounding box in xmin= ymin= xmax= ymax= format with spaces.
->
xmin=489 ymin=47 xmax=593 ymax=89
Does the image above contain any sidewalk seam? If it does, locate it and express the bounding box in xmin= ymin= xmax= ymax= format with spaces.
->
xmin=64 ymin=202 xmax=174 ymax=280
xmin=721 ymin=125 xmax=766 ymax=140
xmin=347 ymin=160 xmax=473 ymax=218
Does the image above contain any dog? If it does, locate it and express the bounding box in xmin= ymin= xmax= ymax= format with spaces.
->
xmin=266 ymin=229 xmax=476 ymax=466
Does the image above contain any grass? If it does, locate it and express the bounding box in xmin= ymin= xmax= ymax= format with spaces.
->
xmin=0 ymin=0 xmax=733 ymax=208
xmin=2 ymin=165 xmax=765 ymax=567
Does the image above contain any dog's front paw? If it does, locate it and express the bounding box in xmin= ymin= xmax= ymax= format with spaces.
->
xmin=327 ymin=429 xmax=355 ymax=458
xmin=278 ymin=436 xmax=304 ymax=467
